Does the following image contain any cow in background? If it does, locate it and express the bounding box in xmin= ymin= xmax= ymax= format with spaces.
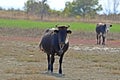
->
xmin=96 ymin=23 xmax=112 ymax=45
xmin=39 ymin=25 xmax=72 ymax=74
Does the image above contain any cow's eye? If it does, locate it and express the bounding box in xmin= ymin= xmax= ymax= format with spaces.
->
xmin=54 ymin=30 xmax=59 ymax=33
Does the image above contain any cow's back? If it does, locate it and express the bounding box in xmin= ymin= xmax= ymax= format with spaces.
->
xmin=96 ymin=24 xmax=106 ymax=34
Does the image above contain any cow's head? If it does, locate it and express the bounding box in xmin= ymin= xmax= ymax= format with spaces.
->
xmin=105 ymin=24 xmax=112 ymax=32
xmin=54 ymin=25 xmax=72 ymax=54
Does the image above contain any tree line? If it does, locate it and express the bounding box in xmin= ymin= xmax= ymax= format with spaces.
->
xmin=0 ymin=0 xmax=120 ymax=21
xmin=23 ymin=0 xmax=120 ymax=19
xmin=23 ymin=0 xmax=103 ymax=19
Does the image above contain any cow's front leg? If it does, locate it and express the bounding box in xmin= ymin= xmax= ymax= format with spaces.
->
xmin=102 ymin=35 xmax=105 ymax=45
xmin=102 ymin=34 xmax=106 ymax=45
xmin=59 ymin=54 xmax=64 ymax=74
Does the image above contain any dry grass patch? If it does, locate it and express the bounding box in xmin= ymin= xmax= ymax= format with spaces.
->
xmin=7 ymin=75 xmax=56 ymax=80
xmin=68 ymin=49 xmax=120 ymax=63
xmin=5 ymin=65 xmax=45 ymax=74
xmin=16 ymin=52 xmax=46 ymax=62
xmin=66 ymin=49 xmax=120 ymax=68
xmin=110 ymin=70 xmax=120 ymax=75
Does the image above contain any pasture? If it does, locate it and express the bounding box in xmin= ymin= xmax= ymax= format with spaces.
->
xmin=0 ymin=19 xmax=120 ymax=80
xmin=0 ymin=19 xmax=120 ymax=32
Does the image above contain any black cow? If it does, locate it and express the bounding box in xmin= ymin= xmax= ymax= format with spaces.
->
xmin=39 ymin=25 xmax=72 ymax=74
xmin=96 ymin=23 xmax=112 ymax=45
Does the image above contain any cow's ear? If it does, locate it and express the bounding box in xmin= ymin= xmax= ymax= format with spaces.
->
xmin=110 ymin=25 xmax=112 ymax=27
xmin=104 ymin=24 xmax=106 ymax=26
xmin=67 ymin=30 xmax=72 ymax=34
xmin=54 ymin=30 xmax=59 ymax=33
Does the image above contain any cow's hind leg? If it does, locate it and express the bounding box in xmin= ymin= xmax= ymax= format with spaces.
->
xmin=51 ymin=54 xmax=55 ymax=73
xmin=47 ymin=54 xmax=51 ymax=72
xmin=96 ymin=34 xmax=99 ymax=44
xmin=98 ymin=35 xmax=101 ymax=45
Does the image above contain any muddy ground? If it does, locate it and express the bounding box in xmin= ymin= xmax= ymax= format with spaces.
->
xmin=0 ymin=27 xmax=120 ymax=80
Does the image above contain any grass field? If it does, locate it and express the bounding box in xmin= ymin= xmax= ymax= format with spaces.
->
xmin=0 ymin=19 xmax=120 ymax=32
xmin=0 ymin=18 xmax=120 ymax=80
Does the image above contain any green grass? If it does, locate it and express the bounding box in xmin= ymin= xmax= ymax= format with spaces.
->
xmin=110 ymin=24 xmax=120 ymax=32
xmin=69 ymin=22 xmax=95 ymax=31
xmin=0 ymin=19 xmax=53 ymax=29
xmin=0 ymin=18 xmax=120 ymax=32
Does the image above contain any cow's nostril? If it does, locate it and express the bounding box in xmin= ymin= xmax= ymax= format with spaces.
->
xmin=59 ymin=42 xmax=65 ymax=48
xmin=60 ymin=42 xmax=64 ymax=46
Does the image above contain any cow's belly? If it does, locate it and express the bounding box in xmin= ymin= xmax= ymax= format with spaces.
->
xmin=41 ymin=36 xmax=52 ymax=53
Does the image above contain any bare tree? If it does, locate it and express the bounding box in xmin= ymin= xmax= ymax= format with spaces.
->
xmin=41 ymin=0 xmax=47 ymax=20
xmin=105 ymin=0 xmax=111 ymax=14
xmin=105 ymin=0 xmax=120 ymax=14
xmin=113 ymin=0 xmax=120 ymax=14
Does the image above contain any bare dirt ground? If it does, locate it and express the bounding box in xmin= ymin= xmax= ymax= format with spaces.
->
xmin=0 ymin=27 xmax=120 ymax=80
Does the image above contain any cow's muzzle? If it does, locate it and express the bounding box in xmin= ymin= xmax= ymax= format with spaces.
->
xmin=58 ymin=42 xmax=65 ymax=55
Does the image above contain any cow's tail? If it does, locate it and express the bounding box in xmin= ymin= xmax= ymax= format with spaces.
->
xmin=39 ymin=42 xmax=44 ymax=51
